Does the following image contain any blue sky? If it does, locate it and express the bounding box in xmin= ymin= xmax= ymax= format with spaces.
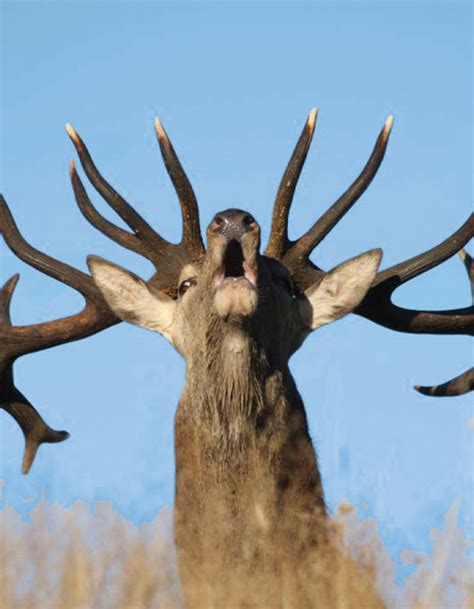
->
xmin=1 ymin=0 xmax=472 ymax=579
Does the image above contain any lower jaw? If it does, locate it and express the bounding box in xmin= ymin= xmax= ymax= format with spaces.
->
xmin=213 ymin=285 xmax=258 ymax=320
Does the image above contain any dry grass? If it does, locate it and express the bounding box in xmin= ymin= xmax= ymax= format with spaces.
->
xmin=0 ymin=499 xmax=472 ymax=609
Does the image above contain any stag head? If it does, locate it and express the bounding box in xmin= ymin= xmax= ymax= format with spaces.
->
xmin=89 ymin=210 xmax=381 ymax=364
xmin=88 ymin=110 xmax=382 ymax=366
xmin=1 ymin=109 xmax=472 ymax=474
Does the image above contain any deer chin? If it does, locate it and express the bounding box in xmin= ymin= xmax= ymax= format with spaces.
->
xmin=214 ymin=278 xmax=258 ymax=320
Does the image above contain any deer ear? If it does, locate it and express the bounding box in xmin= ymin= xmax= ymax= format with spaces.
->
xmin=87 ymin=256 xmax=176 ymax=342
xmin=299 ymin=249 xmax=382 ymax=330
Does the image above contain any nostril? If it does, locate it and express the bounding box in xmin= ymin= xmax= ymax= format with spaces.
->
xmin=243 ymin=214 xmax=255 ymax=227
xmin=210 ymin=215 xmax=226 ymax=232
xmin=208 ymin=209 xmax=257 ymax=237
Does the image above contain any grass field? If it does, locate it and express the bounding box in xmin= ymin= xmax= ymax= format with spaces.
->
xmin=0 ymin=499 xmax=472 ymax=609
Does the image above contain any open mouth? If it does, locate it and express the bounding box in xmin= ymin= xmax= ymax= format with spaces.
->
xmin=215 ymin=239 xmax=256 ymax=287
xmin=224 ymin=240 xmax=245 ymax=277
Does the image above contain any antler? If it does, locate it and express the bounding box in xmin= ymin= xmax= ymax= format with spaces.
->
xmin=266 ymin=112 xmax=473 ymax=388
xmin=1 ymin=119 xmax=205 ymax=472
xmin=0 ymin=197 xmax=117 ymax=473
xmin=414 ymin=249 xmax=474 ymax=397
xmin=0 ymin=276 xmax=70 ymax=474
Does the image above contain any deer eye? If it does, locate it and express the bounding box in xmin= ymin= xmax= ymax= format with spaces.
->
xmin=178 ymin=278 xmax=197 ymax=298
xmin=274 ymin=276 xmax=293 ymax=295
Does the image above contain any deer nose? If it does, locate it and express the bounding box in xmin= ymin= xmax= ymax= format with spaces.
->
xmin=208 ymin=209 xmax=257 ymax=240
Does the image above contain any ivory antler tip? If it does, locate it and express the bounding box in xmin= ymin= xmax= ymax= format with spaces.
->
xmin=68 ymin=159 xmax=76 ymax=173
xmin=1 ymin=272 xmax=20 ymax=297
xmin=308 ymin=108 xmax=318 ymax=129
xmin=384 ymin=115 xmax=394 ymax=133
xmin=65 ymin=123 xmax=80 ymax=144
xmin=7 ymin=273 xmax=20 ymax=289
xmin=154 ymin=117 xmax=166 ymax=139
xmin=414 ymin=384 xmax=436 ymax=396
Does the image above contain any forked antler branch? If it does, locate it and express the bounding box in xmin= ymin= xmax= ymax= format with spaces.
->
xmin=265 ymin=110 xmax=393 ymax=263
xmin=266 ymin=112 xmax=473 ymax=389
xmin=414 ymin=249 xmax=474 ymax=397
xmin=67 ymin=121 xmax=204 ymax=295
xmin=0 ymin=275 xmax=70 ymax=474
xmin=1 ymin=119 xmax=205 ymax=472
xmin=0 ymin=195 xmax=118 ymax=472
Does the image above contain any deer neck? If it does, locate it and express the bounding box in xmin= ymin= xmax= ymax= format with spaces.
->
xmin=174 ymin=322 xmax=326 ymax=533
xmin=179 ymin=322 xmax=302 ymax=452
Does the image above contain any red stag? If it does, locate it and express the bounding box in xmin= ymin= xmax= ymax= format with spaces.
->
xmin=1 ymin=110 xmax=472 ymax=607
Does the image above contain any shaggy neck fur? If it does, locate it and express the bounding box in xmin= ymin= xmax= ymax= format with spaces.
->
xmin=180 ymin=314 xmax=296 ymax=456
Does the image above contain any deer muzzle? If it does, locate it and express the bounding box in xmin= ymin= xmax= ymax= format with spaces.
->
xmin=207 ymin=209 xmax=260 ymax=319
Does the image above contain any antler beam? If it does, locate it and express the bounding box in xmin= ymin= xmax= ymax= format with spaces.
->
xmin=0 ymin=195 xmax=117 ymax=355
xmin=357 ymin=215 xmax=474 ymax=335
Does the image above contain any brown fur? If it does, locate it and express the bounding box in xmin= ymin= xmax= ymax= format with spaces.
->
xmin=90 ymin=209 xmax=384 ymax=608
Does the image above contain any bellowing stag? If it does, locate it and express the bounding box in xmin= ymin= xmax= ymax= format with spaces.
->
xmin=1 ymin=110 xmax=472 ymax=608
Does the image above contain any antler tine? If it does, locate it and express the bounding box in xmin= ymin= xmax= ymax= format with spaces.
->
xmin=413 ymin=246 xmax=474 ymax=397
xmin=459 ymin=248 xmax=474 ymax=299
xmin=265 ymin=108 xmax=318 ymax=259
xmin=69 ymin=160 xmax=151 ymax=259
xmin=374 ymin=215 xmax=474 ymax=290
xmin=0 ymin=194 xmax=99 ymax=300
xmin=154 ymin=118 xmax=205 ymax=258
xmin=0 ymin=273 xmax=19 ymax=326
xmin=0 ymin=277 xmax=70 ymax=474
xmin=66 ymin=124 xmax=170 ymax=256
xmin=287 ymin=116 xmax=393 ymax=263
xmin=414 ymin=367 xmax=474 ymax=397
